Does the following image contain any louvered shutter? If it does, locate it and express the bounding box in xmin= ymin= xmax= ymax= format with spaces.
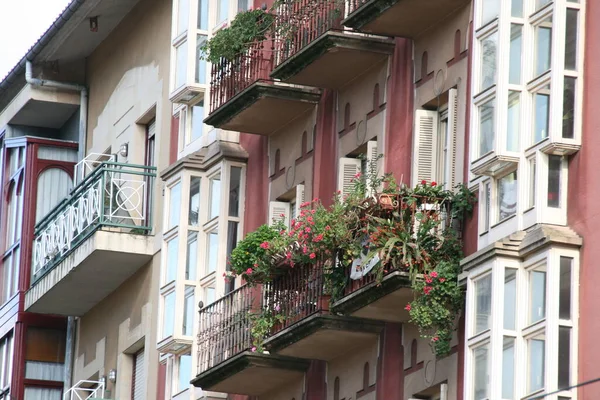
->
xmin=148 ymin=120 xmax=156 ymax=138
xmin=366 ymin=140 xmax=380 ymax=195
xmin=132 ymin=348 xmax=145 ymax=400
xmin=295 ymin=184 xmax=305 ymax=217
xmin=446 ymin=89 xmax=459 ymax=191
xmin=412 ymin=110 xmax=439 ymax=186
xmin=338 ymin=158 xmax=362 ymax=199
xmin=269 ymin=201 xmax=290 ymax=227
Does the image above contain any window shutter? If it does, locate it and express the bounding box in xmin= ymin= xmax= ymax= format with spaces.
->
xmin=366 ymin=140 xmax=379 ymax=195
xmin=338 ymin=158 xmax=362 ymax=199
xmin=268 ymin=201 xmax=290 ymax=227
xmin=446 ymin=89 xmax=459 ymax=191
xmin=148 ymin=120 xmax=156 ymax=138
xmin=295 ymin=184 xmax=305 ymax=217
xmin=132 ymin=348 xmax=145 ymax=400
xmin=412 ymin=110 xmax=439 ymax=186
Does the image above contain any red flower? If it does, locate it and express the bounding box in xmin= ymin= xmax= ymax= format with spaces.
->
xmin=309 ymin=253 xmax=316 ymax=259
xmin=313 ymin=234 xmax=323 ymax=243
xmin=439 ymin=278 xmax=446 ymax=283
xmin=432 ymin=336 xmax=439 ymax=342
xmin=260 ymin=241 xmax=270 ymax=249
xmin=430 ymin=271 xmax=438 ymax=278
xmin=423 ymin=286 xmax=433 ymax=295
xmin=431 ymin=181 xmax=437 ymax=186
xmin=421 ymin=180 xmax=427 ymax=185
xmin=404 ymin=304 xmax=411 ymax=311
xmin=305 ymin=227 xmax=311 ymax=233
xmin=286 ymin=252 xmax=292 ymax=259
xmin=246 ymin=268 xmax=253 ymax=275
xmin=325 ymin=225 xmax=331 ymax=231
xmin=425 ymin=276 xmax=433 ymax=284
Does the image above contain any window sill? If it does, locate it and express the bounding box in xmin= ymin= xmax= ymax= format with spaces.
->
xmin=490 ymin=214 xmax=516 ymax=229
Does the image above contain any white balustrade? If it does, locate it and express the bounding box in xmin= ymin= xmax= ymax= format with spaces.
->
xmin=63 ymin=380 xmax=106 ymax=400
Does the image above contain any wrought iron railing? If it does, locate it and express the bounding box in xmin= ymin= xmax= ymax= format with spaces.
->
xmin=264 ymin=259 xmax=328 ymax=333
xmin=274 ymin=0 xmax=344 ymax=65
xmin=197 ymin=284 xmax=256 ymax=374
xmin=32 ymin=161 xmax=156 ymax=282
xmin=209 ymin=41 xmax=274 ymax=114
xmin=63 ymin=380 xmax=105 ymax=400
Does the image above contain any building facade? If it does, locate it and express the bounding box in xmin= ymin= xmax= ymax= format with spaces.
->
xmin=0 ymin=0 xmax=596 ymax=399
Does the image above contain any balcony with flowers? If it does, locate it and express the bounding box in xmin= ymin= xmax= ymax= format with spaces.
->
xmin=25 ymin=156 xmax=156 ymax=316
xmin=342 ymin=0 xmax=469 ymax=38
xmin=201 ymin=10 xmax=321 ymax=136
xmin=269 ymin=0 xmax=394 ymax=89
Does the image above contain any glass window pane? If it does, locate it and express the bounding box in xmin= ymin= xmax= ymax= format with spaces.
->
xmin=484 ymin=182 xmax=491 ymax=232
xmin=186 ymin=232 xmax=198 ymax=281
xmin=504 ymin=269 xmax=517 ymax=330
xmin=558 ymin=327 xmax=571 ymax=389
xmin=183 ymin=286 xmax=195 ymax=336
xmin=507 ymin=91 xmax=520 ymax=152
xmin=511 ymin=0 xmax=522 ymax=17
xmin=207 ymin=231 xmax=219 ymax=274
xmin=565 ymin=9 xmax=578 ymax=70
xmin=177 ymin=0 xmax=189 ymax=36
xmin=196 ymin=35 xmax=207 ymax=84
xmin=176 ymin=41 xmax=188 ymax=89
xmin=217 ymin=0 xmax=228 ymax=23
xmin=479 ymin=99 xmax=495 ymax=156
xmin=530 ymin=268 xmax=546 ymax=324
xmin=169 ymin=182 xmax=181 ymax=229
xmin=559 ymin=257 xmax=572 ymax=320
xmin=191 ymin=100 xmax=204 ymax=142
xmin=178 ymin=354 xmax=192 ymax=393
xmin=529 ymin=158 xmax=536 ymax=208
xmin=473 ymin=344 xmax=489 ymax=400
xmin=498 ymin=171 xmax=518 ymax=221
xmin=480 ymin=0 xmax=499 ymax=26
xmin=24 ymin=387 xmax=62 ymax=400
xmin=163 ymin=292 xmax=175 ymax=338
xmin=509 ymin=25 xmax=522 ymax=84
xmin=237 ymin=0 xmax=248 ymax=11
xmin=475 ymin=275 xmax=492 ymax=334
xmin=197 ymin=0 xmax=208 ymax=30
xmin=563 ymin=77 xmax=576 ymax=139
xmin=229 ymin=167 xmax=242 ymax=217
xmin=536 ymin=0 xmax=551 ymax=10
xmin=535 ymin=17 xmax=552 ymax=77
xmin=206 ymin=285 xmax=216 ymax=304
xmin=210 ymin=175 xmax=221 ymax=220
xmin=189 ymin=177 xmax=201 ymax=226
xmin=528 ymin=336 xmax=545 ymax=393
xmin=480 ymin=32 xmax=498 ymax=91
xmin=502 ymin=337 xmax=515 ymax=399
xmin=166 ymin=237 xmax=179 ymax=283
xmin=548 ymin=155 xmax=561 ymax=208
xmin=534 ymin=88 xmax=550 ymax=143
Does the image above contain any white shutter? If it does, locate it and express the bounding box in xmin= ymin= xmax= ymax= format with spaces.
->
xmin=294 ymin=184 xmax=305 ymax=217
xmin=412 ymin=110 xmax=439 ymax=186
xmin=446 ymin=89 xmax=459 ymax=191
xmin=148 ymin=120 xmax=156 ymax=138
xmin=269 ymin=201 xmax=290 ymax=227
xmin=338 ymin=158 xmax=362 ymax=199
xmin=133 ymin=348 xmax=145 ymax=400
xmin=366 ymin=140 xmax=379 ymax=195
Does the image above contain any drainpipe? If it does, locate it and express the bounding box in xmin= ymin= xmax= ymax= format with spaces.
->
xmin=25 ymin=60 xmax=88 ymax=160
xmin=26 ymin=60 xmax=85 ymax=391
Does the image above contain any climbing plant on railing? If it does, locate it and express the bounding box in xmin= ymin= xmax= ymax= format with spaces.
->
xmin=228 ymin=158 xmax=475 ymax=357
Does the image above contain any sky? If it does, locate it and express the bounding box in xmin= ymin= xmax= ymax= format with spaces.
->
xmin=0 ymin=0 xmax=72 ymax=80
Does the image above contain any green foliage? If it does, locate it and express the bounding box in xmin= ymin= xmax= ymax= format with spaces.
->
xmin=200 ymin=9 xmax=275 ymax=63
xmin=248 ymin=308 xmax=286 ymax=353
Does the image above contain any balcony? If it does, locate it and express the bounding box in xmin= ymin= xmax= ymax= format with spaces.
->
xmin=263 ymin=261 xmax=384 ymax=360
xmin=204 ymin=41 xmax=321 ymax=136
xmin=193 ymin=285 xmax=310 ymax=396
xmin=343 ymin=0 xmax=469 ymax=38
xmin=25 ymin=161 xmax=156 ymax=316
xmin=270 ymin=0 xmax=394 ymax=89
xmin=64 ymin=380 xmax=109 ymax=400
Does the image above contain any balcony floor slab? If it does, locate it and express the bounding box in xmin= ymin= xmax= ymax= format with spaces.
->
xmin=271 ymin=31 xmax=394 ymax=89
xmin=26 ymin=230 xmax=153 ymax=316
xmin=331 ymin=270 xmax=413 ymax=322
xmin=343 ymin=0 xmax=469 ymax=38
xmin=191 ymin=352 xmax=309 ymax=396
xmin=265 ymin=314 xmax=384 ymax=360
xmin=205 ymin=82 xmax=321 ymax=135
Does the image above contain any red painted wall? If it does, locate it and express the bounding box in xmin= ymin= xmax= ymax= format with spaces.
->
xmin=240 ymin=134 xmax=268 ymax=233
xmin=569 ymin=0 xmax=600 ymax=397
xmin=312 ymin=90 xmax=337 ymax=207
xmin=376 ymin=323 xmax=403 ymax=399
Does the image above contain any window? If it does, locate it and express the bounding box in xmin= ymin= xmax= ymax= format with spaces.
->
xmin=25 ymin=328 xmax=65 ymax=382
xmin=528 ymin=157 xmax=536 ymax=209
xmin=268 ymin=184 xmax=305 ymax=229
xmin=189 ymin=100 xmax=205 ymax=144
xmin=528 ymin=333 xmax=545 ymax=393
xmin=163 ymin=291 xmax=176 ymax=338
xmin=502 ymin=337 xmax=515 ymax=399
xmin=172 ymin=353 xmax=192 ymax=396
xmin=535 ymin=16 xmax=552 ymax=77
xmin=506 ymin=92 xmax=520 ymax=152
xmin=132 ymin=348 xmax=145 ymax=400
xmin=533 ymin=84 xmax=551 ymax=143
xmin=498 ymin=171 xmax=517 ymax=221
xmin=183 ymin=286 xmax=195 ymax=336
xmin=0 ymin=334 xmax=12 ymax=400
xmin=480 ymin=32 xmax=498 ymax=91
xmin=189 ymin=177 xmax=201 ymax=226
xmin=548 ymin=155 xmax=561 ymax=208
xmin=474 ymin=275 xmax=492 ymax=334
xmin=168 ymin=182 xmax=182 ymax=230
xmin=504 ymin=269 xmax=517 ymax=330
xmin=479 ymin=99 xmax=495 ymax=157
xmin=529 ymin=265 xmax=546 ymax=325
xmin=209 ymin=174 xmax=221 ymax=220
xmin=473 ymin=343 xmax=489 ymax=399
xmin=175 ymin=41 xmax=188 ymax=89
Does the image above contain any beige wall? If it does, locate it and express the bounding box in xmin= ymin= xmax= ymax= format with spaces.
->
xmin=260 ymin=376 xmax=304 ymax=400
xmin=327 ymin=337 xmax=378 ymax=400
xmin=74 ymin=0 xmax=171 ymax=398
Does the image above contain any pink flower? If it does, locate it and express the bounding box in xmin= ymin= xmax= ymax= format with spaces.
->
xmin=275 ymin=304 xmax=281 ymax=312
xmin=313 ymin=234 xmax=323 ymax=243
xmin=300 ymin=201 xmax=311 ymax=208
xmin=286 ymin=252 xmax=292 ymax=259
xmin=430 ymin=271 xmax=438 ymax=278
xmin=354 ymin=172 xmax=362 ymax=179
xmin=425 ymin=276 xmax=433 ymax=284
xmin=246 ymin=268 xmax=253 ymax=275
xmin=251 ymin=347 xmax=257 ymax=352
xmin=280 ymin=213 xmax=285 ymax=217
xmin=423 ymin=286 xmax=433 ymax=295
xmin=439 ymin=278 xmax=446 ymax=283
xmin=260 ymin=241 xmax=270 ymax=249
xmin=404 ymin=304 xmax=411 ymax=311
xmin=325 ymin=225 xmax=331 ymax=231
xmin=309 ymin=253 xmax=316 ymax=259
xmin=303 ymin=246 xmax=308 ymax=254
xmin=305 ymin=227 xmax=311 ymax=233
xmin=312 ymin=198 xmax=318 ymax=203
xmin=432 ymin=336 xmax=439 ymax=342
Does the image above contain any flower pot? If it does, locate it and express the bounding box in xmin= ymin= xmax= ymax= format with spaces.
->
xmin=378 ymin=194 xmax=399 ymax=210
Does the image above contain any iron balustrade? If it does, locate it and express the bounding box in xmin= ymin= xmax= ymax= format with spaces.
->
xmin=31 ymin=161 xmax=156 ymax=282
xmin=273 ymin=0 xmax=344 ymax=65
xmin=197 ymin=284 xmax=256 ymax=374
xmin=209 ymin=40 xmax=274 ymax=114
